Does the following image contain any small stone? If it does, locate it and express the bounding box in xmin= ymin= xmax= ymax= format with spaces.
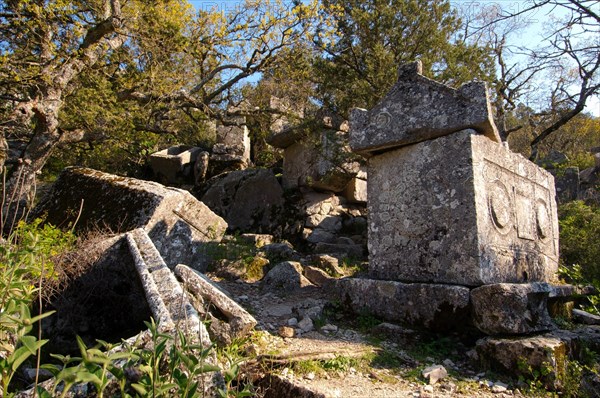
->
xmin=237 ymin=295 xmax=249 ymax=301
xmin=287 ymin=317 xmax=299 ymax=327
xmin=492 ymin=384 xmax=508 ymax=393
xmin=442 ymin=358 xmax=455 ymax=368
xmin=423 ymin=385 xmax=434 ymax=393
xmin=422 ymin=365 xmax=447 ymax=385
xmin=278 ymin=326 xmax=295 ymax=338
xmin=281 ymin=367 xmax=290 ymax=377
xmin=441 ymin=382 xmax=456 ymax=392
xmin=298 ymin=317 xmax=314 ymax=332
xmin=321 ymin=324 xmax=338 ymax=332
xmin=305 ymin=372 xmax=315 ymax=380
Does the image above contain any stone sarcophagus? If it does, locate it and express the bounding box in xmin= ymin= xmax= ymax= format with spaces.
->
xmin=366 ymin=129 xmax=558 ymax=286
xmin=350 ymin=61 xmax=559 ymax=287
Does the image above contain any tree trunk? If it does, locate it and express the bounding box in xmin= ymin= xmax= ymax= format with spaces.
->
xmin=1 ymin=0 xmax=125 ymax=235
xmin=1 ymin=102 xmax=63 ymax=234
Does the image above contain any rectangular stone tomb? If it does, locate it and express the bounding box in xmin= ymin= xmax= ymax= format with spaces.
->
xmin=367 ymin=129 xmax=558 ymax=286
xmin=149 ymin=145 xmax=202 ymax=183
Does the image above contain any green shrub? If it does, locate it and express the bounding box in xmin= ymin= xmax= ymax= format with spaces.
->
xmin=0 ymin=219 xmax=75 ymax=395
xmin=558 ymin=201 xmax=600 ymax=314
xmin=559 ymin=201 xmax=600 ymax=281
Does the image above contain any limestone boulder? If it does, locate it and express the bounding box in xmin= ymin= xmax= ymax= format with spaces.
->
xmin=282 ymin=130 xmax=361 ymax=192
xmin=470 ymin=283 xmax=556 ymax=335
xmin=476 ymin=334 xmax=568 ymax=389
xmin=33 ymin=167 xmax=227 ymax=270
xmin=336 ymin=278 xmax=471 ymax=331
xmin=262 ymin=261 xmax=313 ymax=292
xmin=201 ymin=168 xmax=285 ymax=233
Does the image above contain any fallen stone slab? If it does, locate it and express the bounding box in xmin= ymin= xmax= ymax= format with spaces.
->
xmin=127 ymin=229 xmax=203 ymax=336
xmin=201 ymin=168 xmax=285 ymax=233
xmin=471 ymin=283 xmax=556 ymax=335
xmin=262 ymin=261 xmax=314 ymax=292
xmin=336 ymin=278 xmax=471 ymax=331
xmin=175 ymin=264 xmax=257 ymax=345
xmin=572 ymin=309 xmax=600 ymax=325
xmin=477 ymin=326 xmax=600 ymax=390
xmin=33 ymin=167 xmax=227 ymax=270
xmin=349 ymin=60 xmax=500 ymax=156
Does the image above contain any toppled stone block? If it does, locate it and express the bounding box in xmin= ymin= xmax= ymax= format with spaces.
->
xmin=343 ymin=175 xmax=367 ymax=204
xmin=572 ymin=309 xmax=600 ymax=325
xmin=336 ymin=278 xmax=471 ymax=331
xmin=216 ymin=124 xmax=251 ymax=160
xmin=349 ymin=61 xmax=500 ymax=156
xmin=34 ymin=167 xmax=227 ymax=270
xmin=471 ymin=283 xmax=556 ymax=335
xmin=262 ymin=261 xmax=313 ymax=292
xmin=149 ymin=145 xmax=202 ymax=184
xmin=267 ymin=96 xmax=306 ymax=147
xmin=366 ymin=130 xmax=559 ymax=286
xmin=201 ymin=169 xmax=285 ymax=233
xmin=283 ymin=130 xmax=361 ymax=192
xmin=303 ymin=266 xmax=334 ymax=287
xmin=475 ymin=327 xmax=600 ymax=390
xmin=477 ymin=335 xmax=566 ymax=389
xmin=175 ymin=264 xmax=257 ymax=345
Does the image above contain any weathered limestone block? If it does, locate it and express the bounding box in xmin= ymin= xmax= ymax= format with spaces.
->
xmin=216 ymin=124 xmax=251 ymax=160
xmin=336 ymin=278 xmax=471 ymax=331
xmin=34 ymin=167 xmax=227 ymax=269
xmin=470 ymin=283 xmax=556 ymax=335
xmin=201 ymin=168 xmax=285 ymax=233
xmin=175 ymin=264 xmax=257 ymax=345
xmin=476 ymin=334 xmax=568 ymax=389
xmin=367 ymin=130 xmax=559 ymax=286
xmin=149 ymin=145 xmax=202 ymax=183
xmin=268 ymin=96 xmax=305 ymax=142
xmin=343 ymin=175 xmax=367 ymax=204
xmin=476 ymin=327 xmax=600 ymax=391
xmin=262 ymin=261 xmax=313 ymax=291
xmin=349 ymin=61 xmax=500 ymax=156
xmin=283 ymin=131 xmax=360 ymax=192
xmin=127 ymin=229 xmax=202 ymax=334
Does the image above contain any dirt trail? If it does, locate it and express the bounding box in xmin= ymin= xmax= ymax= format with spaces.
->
xmin=214 ymin=278 xmax=518 ymax=398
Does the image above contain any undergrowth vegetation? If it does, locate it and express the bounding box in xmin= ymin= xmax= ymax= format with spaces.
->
xmin=558 ymin=201 xmax=600 ymax=314
xmin=0 ymin=221 xmax=256 ymax=397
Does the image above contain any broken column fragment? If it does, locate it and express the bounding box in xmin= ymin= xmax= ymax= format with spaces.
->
xmin=33 ymin=167 xmax=227 ymax=270
xmin=349 ymin=60 xmax=500 ymax=156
